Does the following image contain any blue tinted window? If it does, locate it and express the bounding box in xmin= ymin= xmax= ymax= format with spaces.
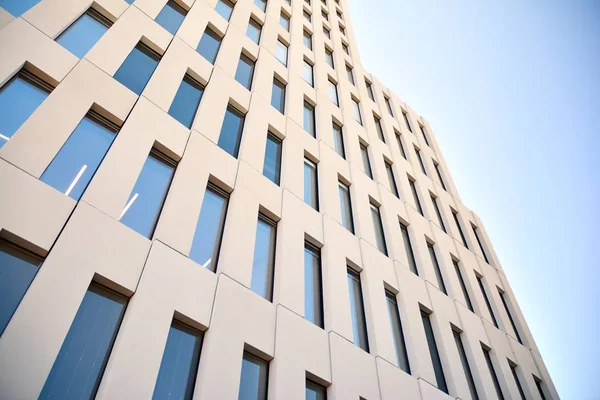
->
xmin=56 ymin=9 xmax=110 ymax=58
xmin=303 ymin=101 xmax=315 ymax=136
xmin=0 ymin=241 xmax=42 ymax=336
xmin=153 ymin=321 xmax=203 ymax=400
xmin=215 ymin=0 xmax=234 ymax=21
xmin=168 ymin=75 xmax=204 ymax=128
xmin=235 ymin=54 xmax=255 ymax=90
xmin=120 ymin=151 xmax=176 ymax=238
xmin=155 ymin=1 xmax=186 ymax=35
xmin=114 ymin=42 xmax=160 ymax=95
xmin=1 ymin=0 xmax=40 ymax=16
xmin=263 ymin=133 xmax=282 ymax=185
xmin=338 ymin=182 xmax=354 ymax=233
xmin=250 ymin=215 xmax=276 ymax=301
xmin=217 ymin=105 xmax=245 ymax=158
xmin=275 ymin=41 xmax=287 ymax=66
xmin=197 ymin=28 xmax=221 ymax=64
xmin=347 ymin=268 xmax=369 ymax=352
xmin=41 ymin=113 xmax=117 ymax=201
xmin=190 ymin=185 xmax=228 ymax=272
xmin=306 ymin=381 xmax=326 ymax=400
xmin=254 ymin=0 xmax=267 ymax=12
xmin=0 ymin=71 xmax=50 ymax=148
xmin=303 ymin=159 xmax=318 ymax=210
xmin=239 ymin=352 xmax=269 ymax=400
xmin=304 ymin=243 xmax=323 ymax=328
xmin=246 ymin=19 xmax=261 ymax=44
xmin=271 ymin=78 xmax=285 ymax=113
xmin=40 ymin=284 xmax=127 ymax=399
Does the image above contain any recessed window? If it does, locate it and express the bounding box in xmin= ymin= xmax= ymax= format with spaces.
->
xmin=303 ymin=9 xmax=312 ymax=22
xmin=384 ymin=95 xmax=394 ymax=116
xmin=408 ymin=177 xmax=423 ymax=215
xmin=499 ymin=289 xmax=523 ymax=344
xmin=346 ymin=64 xmax=355 ymax=85
xmin=303 ymin=60 xmax=314 ymax=87
xmin=276 ymin=40 xmax=288 ymax=66
xmin=251 ymin=214 xmax=277 ymax=301
xmin=414 ymin=146 xmax=427 ymax=175
xmin=263 ymin=132 xmax=282 ymax=185
xmin=419 ymin=124 xmax=431 ymax=146
xmin=427 ymin=243 xmax=447 ymax=294
xmin=114 ymin=42 xmax=160 ymax=95
xmin=217 ymin=105 xmax=245 ymax=158
xmin=305 ymin=242 xmax=324 ymax=328
xmin=303 ymin=29 xmax=313 ymax=49
xmin=342 ymin=42 xmax=349 ymax=55
xmin=359 ymin=142 xmax=372 ymax=179
xmin=365 ymin=80 xmax=375 ymax=101
xmin=347 ymin=268 xmax=369 ymax=352
xmin=434 ymin=162 xmax=447 ymax=191
xmin=332 ymin=122 xmax=345 ymax=159
xmin=395 ymin=132 xmax=406 ymax=159
xmin=400 ymin=223 xmax=418 ymax=275
xmin=452 ymin=210 xmax=468 ymax=248
xmin=1 ymin=0 xmax=41 ymax=17
xmin=235 ymin=53 xmax=256 ymax=90
xmin=384 ymin=161 xmax=399 ymax=198
xmin=374 ymin=115 xmax=385 ymax=142
xmin=325 ymin=48 xmax=334 ymax=68
xmin=453 ymin=330 xmax=479 ymax=400
xmin=323 ymin=25 xmax=331 ymax=39
xmin=197 ymin=27 xmax=222 ymax=64
xmin=303 ymin=101 xmax=316 ymax=137
xmin=327 ymin=80 xmax=339 ymax=106
xmin=304 ymin=158 xmax=319 ymax=210
xmin=280 ymin=11 xmax=290 ymax=31
xmin=339 ymin=23 xmax=346 ymax=35
xmin=385 ymin=290 xmax=410 ymax=373
xmin=239 ymin=352 xmax=269 ymax=400
xmin=215 ymin=0 xmax=234 ymax=21
xmin=338 ymin=181 xmax=354 ymax=233
xmin=254 ymin=0 xmax=267 ymax=12
xmin=246 ymin=18 xmax=262 ymax=44
xmin=321 ymin=9 xmax=329 ymax=21
xmin=472 ymin=224 xmax=490 ymax=264
xmin=509 ymin=362 xmax=526 ymax=400
xmin=271 ymin=77 xmax=286 ymax=114
xmin=56 ymin=8 xmax=111 ymax=58
xmin=370 ymin=202 xmax=388 ymax=256
xmin=352 ymin=99 xmax=362 ymax=125
xmin=476 ymin=275 xmax=499 ymax=328
xmin=430 ymin=195 xmax=446 ymax=233
xmin=534 ymin=376 xmax=548 ymax=400
xmin=168 ymin=74 xmax=204 ymax=128
xmin=306 ymin=380 xmax=327 ymax=400
xmin=421 ymin=311 xmax=448 ymax=394
xmin=402 ymin=110 xmax=412 ymax=132
xmin=482 ymin=347 xmax=505 ymax=400
xmin=156 ymin=0 xmax=187 ymax=33
xmin=453 ymin=260 xmax=473 ymax=312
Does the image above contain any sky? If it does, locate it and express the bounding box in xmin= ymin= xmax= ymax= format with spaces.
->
xmin=345 ymin=0 xmax=600 ymax=398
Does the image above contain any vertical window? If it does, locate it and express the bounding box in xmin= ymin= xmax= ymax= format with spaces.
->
xmin=402 ymin=110 xmax=412 ymax=132
xmin=374 ymin=115 xmax=385 ymax=142
xmin=190 ymin=184 xmax=229 ymax=271
xmin=303 ymin=101 xmax=316 ymax=137
xmin=346 ymin=65 xmax=355 ymax=85
xmin=400 ymin=223 xmax=418 ymax=275
xmin=263 ymin=133 xmax=282 ymax=185
xmin=419 ymin=124 xmax=431 ymax=146
xmin=235 ymin=54 xmax=256 ymax=90
xmin=384 ymin=161 xmax=399 ymax=198
xmin=41 ymin=112 xmax=117 ymax=201
xmin=251 ymin=214 xmax=277 ymax=301
xmin=197 ymin=28 xmax=222 ymax=64
xmin=384 ymin=96 xmax=394 ymax=116
xmin=359 ymin=143 xmax=372 ymax=179
xmin=327 ymin=80 xmax=339 ymax=106
xmin=427 ymin=243 xmax=447 ymax=294
xmin=56 ymin=8 xmax=111 ymax=58
xmin=352 ymin=99 xmax=362 ymax=125
xmin=414 ymin=146 xmax=427 ymax=175
xmin=332 ymin=122 xmax=345 ymax=159
xmin=453 ymin=330 xmax=479 ymax=400
xmin=271 ymin=77 xmax=286 ymax=114
xmin=408 ymin=177 xmax=423 ymax=215
xmin=476 ymin=275 xmax=499 ymax=328
xmin=40 ymin=284 xmax=127 ymax=399
xmin=276 ymin=40 xmax=288 ymax=66
xmin=306 ymin=380 xmax=327 ymax=400
xmin=534 ymin=376 xmax=548 ymax=400
xmin=246 ymin=18 xmax=262 ymax=44
xmin=370 ymin=203 xmax=388 ymax=256
xmin=482 ymin=347 xmax=505 ymax=400
xmin=303 ymin=60 xmax=314 ymax=87
xmin=0 ymin=240 xmax=42 ymax=336
xmin=452 ymin=210 xmax=468 ymax=248
xmin=472 ymin=225 xmax=490 ymax=264
xmin=342 ymin=42 xmax=349 ymax=55
xmin=120 ymin=150 xmax=176 ymax=238
xmin=0 ymin=70 xmax=51 ymax=148
xmin=395 ymin=132 xmax=406 ymax=159
xmin=499 ymin=290 xmax=523 ymax=344
xmin=153 ymin=321 xmax=203 ymax=400
xmin=168 ymin=74 xmax=204 ymax=128
xmin=303 ymin=9 xmax=312 ymax=22
xmin=304 ymin=158 xmax=319 ymax=210
xmin=365 ymin=80 xmax=375 ymax=101
xmin=323 ymin=25 xmax=331 ymax=39
xmin=156 ymin=0 xmax=187 ymax=34
xmin=421 ymin=311 xmax=448 ymax=394
xmin=434 ymin=162 xmax=447 ymax=191
xmin=1 ymin=0 xmax=41 ymax=17
xmin=347 ymin=268 xmax=369 ymax=352
xmin=239 ymin=352 xmax=269 ymax=400
xmin=430 ymin=195 xmax=446 ymax=233
xmin=215 ymin=0 xmax=234 ymax=21
xmin=385 ymin=291 xmax=410 ymax=373
xmin=305 ymin=242 xmax=324 ymax=328
xmin=509 ymin=362 xmax=526 ymax=400
xmin=303 ymin=30 xmax=313 ymax=49
xmin=453 ymin=260 xmax=473 ymax=312
xmin=325 ymin=48 xmax=334 ymax=68
xmin=217 ymin=105 xmax=245 ymax=158
xmin=279 ymin=11 xmax=290 ymax=30
xmin=114 ymin=42 xmax=160 ymax=95
xmin=338 ymin=182 xmax=354 ymax=233
xmin=321 ymin=9 xmax=328 ymax=21
xmin=254 ymin=0 xmax=267 ymax=12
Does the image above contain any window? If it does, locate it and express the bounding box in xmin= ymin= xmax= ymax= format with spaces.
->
xmin=339 ymin=24 xmax=346 ymax=35
xmin=235 ymin=54 xmax=256 ymax=90
xmin=374 ymin=115 xmax=385 ymax=142
xmin=414 ymin=146 xmax=427 ymax=175
xmin=0 ymin=69 xmax=51 ymax=148
xmin=246 ymin=18 xmax=262 ymax=44
xmin=421 ymin=311 xmax=448 ymax=394
xmin=306 ymin=380 xmax=327 ymax=400
xmin=215 ymin=0 xmax=234 ymax=21
xmin=325 ymin=48 xmax=334 ymax=68
xmin=453 ymin=330 xmax=479 ymax=400
xmin=217 ymin=105 xmax=245 ymax=158
xmin=434 ymin=162 xmax=447 ymax=191
xmin=41 ymin=111 xmax=117 ymax=201
xmin=347 ymin=268 xmax=369 ymax=352
xmin=452 ymin=210 xmax=468 ymax=248
xmin=341 ymin=42 xmax=349 ymax=55
xmin=303 ymin=30 xmax=313 ymax=49
xmin=190 ymin=184 xmax=229 ymax=271
xmin=359 ymin=143 xmax=372 ymax=179
xmin=419 ymin=124 xmax=431 ymax=146
xmin=114 ymin=42 xmax=160 ymax=95
xmin=321 ymin=9 xmax=328 ymax=21
xmin=120 ymin=150 xmax=176 ymax=238
xmin=327 ymin=80 xmax=339 ymax=106
xmin=427 ymin=243 xmax=447 ymax=294
xmin=408 ymin=177 xmax=423 ymax=215
xmin=365 ymin=80 xmax=375 ymax=101
xmin=499 ymin=290 xmax=523 ymax=344
xmin=304 ymin=158 xmax=319 ymax=210
xmin=472 ymin=224 xmax=490 ymax=264
xmin=384 ymin=161 xmax=399 ymax=198
xmin=332 ymin=122 xmax=345 ymax=159
xmin=0 ymin=240 xmax=42 ymax=336
xmin=352 ymin=99 xmax=362 ymax=125
xmin=56 ymin=8 xmax=110 ymax=58
xmin=370 ymin=203 xmax=387 ymax=256
xmin=239 ymin=352 xmax=269 ymax=400
xmin=197 ymin=28 xmax=222 ymax=64
xmin=430 ymin=195 xmax=446 ymax=232
xmin=271 ymin=78 xmax=286 ymax=114
xmin=453 ymin=260 xmax=473 ymax=312
xmin=1 ymin=0 xmax=41 ymax=17
xmin=263 ymin=133 xmax=282 ymax=185
xmin=509 ymin=362 xmax=526 ymax=400
xmin=153 ymin=321 xmax=203 ymax=400
xmin=40 ymin=284 xmax=127 ymax=399
xmin=303 ymin=101 xmax=316 ymax=136
xmin=476 ymin=275 xmax=499 ymax=328
xmin=338 ymin=182 xmax=354 ymax=233
xmin=156 ymin=1 xmax=187 ymax=34
xmin=305 ymin=242 xmax=324 ymax=328
xmin=303 ymin=60 xmax=314 ymax=87
xmin=254 ymin=0 xmax=267 ymax=12
xmin=280 ymin=12 xmax=290 ymax=30
xmin=323 ymin=25 xmax=331 ymax=39
xmin=385 ymin=291 xmax=410 ymax=373
xmin=534 ymin=376 xmax=548 ymax=400
xmin=395 ymin=132 xmax=406 ymax=159
xmin=251 ymin=214 xmax=277 ymax=301
xmin=400 ymin=223 xmax=418 ymax=275
xmin=482 ymin=347 xmax=505 ymax=400
xmin=384 ymin=95 xmax=394 ymax=116
xmin=346 ymin=65 xmax=355 ymax=85
xmin=402 ymin=110 xmax=412 ymax=132
xmin=168 ymin=74 xmax=204 ymax=128
xmin=276 ymin=40 xmax=288 ymax=66
xmin=303 ymin=9 xmax=312 ymax=22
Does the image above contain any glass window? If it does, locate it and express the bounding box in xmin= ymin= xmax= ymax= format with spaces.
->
xmin=499 ymin=290 xmax=523 ymax=344
xmin=276 ymin=40 xmax=288 ymax=66
xmin=534 ymin=376 xmax=548 ymax=400
xmin=190 ymin=184 xmax=229 ymax=272
xmin=419 ymin=124 xmax=431 ymax=146
xmin=215 ymin=0 xmax=234 ymax=21
xmin=402 ymin=110 xmax=412 ymax=132
xmin=305 ymin=242 xmax=324 ymax=328
xmin=339 ymin=24 xmax=346 ymax=35
xmin=400 ymin=223 xmax=418 ymax=275
xmin=370 ymin=203 xmax=387 ymax=256
xmin=306 ymin=380 xmax=326 ymax=400
xmin=325 ymin=48 xmax=334 ymax=68
xmin=453 ymin=260 xmax=473 ymax=312
xmin=1 ymin=0 xmax=40 ymax=17
xmin=304 ymin=158 xmax=319 ymax=210
xmin=453 ymin=330 xmax=479 ymax=400
xmin=483 ymin=347 xmax=505 ymax=400
xmin=327 ymin=80 xmax=338 ymax=106
xmin=346 ymin=65 xmax=354 ymax=85
xmin=332 ymin=122 xmax=345 ymax=159
xmin=347 ymin=268 xmax=369 ymax=352
xmin=235 ymin=54 xmax=256 ymax=90
xmin=342 ymin=42 xmax=349 ymax=55
xmin=427 ymin=243 xmax=447 ymax=294
xmin=303 ymin=101 xmax=316 ymax=137
xmin=321 ymin=10 xmax=328 ymax=20
xmin=421 ymin=311 xmax=448 ymax=394
xmin=0 ymin=70 xmax=51 ymax=148
xmin=374 ymin=116 xmax=385 ymax=142
xmin=395 ymin=132 xmax=406 ymax=159
xmin=168 ymin=74 xmax=204 ymax=128
xmin=263 ymin=133 xmax=282 ymax=185
xmin=246 ymin=19 xmax=262 ymax=44
xmin=153 ymin=321 xmax=203 ymax=400
xmin=477 ymin=275 xmax=499 ymax=328
xmin=303 ymin=9 xmax=312 ymax=22
xmin=156 ymin=1 xmax=187 ymax=34
xmin=280 ymin=12 xmax=290 ymax=30
xmin=254 ymin=0 xmax=267 ymax=12
xmin=217 ymin=105 xmax=245 ymax=158
xmin=0 ymin=240 xmax=42 ymax=336
xmin=472 ymin=224 xmax=490 ymax=264
xmin=239 ymin=352 xmax=269 ymax=400
xmin=384 ymin=96 xmax=394 ymax=116
xmin=41 ymin=112 xmax=117 ymax=201
xmin=56 ymin=8 xmax=110 ymax=58
xmin=352 ymin=99 xmax=362 ymax=125
xmin=434 ymin=162 xmax=447 ymax=191
xmin=303 ymin=61 xmax=314 ymax=87
xmin=197 ymin=28 xmax=222 ymax=64
xmin=323 ymin=26 xmax=330 ymax=39
xmin=40 ymin=284 xmax=127 ymax=399
xmin=452 ymin=211 xmax=468 ymax=248
xmin=365 ymin=80 xmax=374 ymax=101
xmin=114 ymin=42 xmax=160 ymax=95
xmin=408 ymin=178 xmax=423 ymax=215
xmin=271 ymin=78 xmax=286 ymax=114
xmin=359 ymin=143 xmax=372 ymax=179
xmin=431 ymin=196 xmax=446 ymax=233
xmin=414 ymin=147 xmax=427 ymax=175
xmin=510 ymin=362 xmax=526 ymax=400
xmin=384 ymin=161 xmax=398 ymax=198
xmin=251 ymin=214 xmax=277 ymax=301
xmin=120 ymin=150 xmax=176 ymax=238
xmin=338 ymin=182 xmax=354 ymax=233
xmin=303 ymin=30 xmax=312 ymax=49
xmin=385 ymin=291 xmax=410 ymax=373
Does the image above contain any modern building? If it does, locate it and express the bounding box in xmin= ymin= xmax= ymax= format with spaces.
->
xmin=0 ymin=0 xmax=557 ymax=398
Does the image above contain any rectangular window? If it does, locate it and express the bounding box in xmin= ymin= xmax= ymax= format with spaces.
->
xmin=431 ymin=195 xmax=446 ymax=233
xmin=246 ymin=18 xmax=262 ymax=44
xmin=370 ymin=203 xmax=388 ymax=256
xmin=156 ymin=0 xmax=187 ymax=34
xmin=352 ymin=99 xmax=362 ymax=125
xmin=414 ymin=146 xmax=427 ymax=175
xmin=120 ymin=150 xmax=176 ymax=238
xmin=395 ymin=132 xmax=406 ymax=159
xmin=190 ymin=183 xmax=229 ymax=272
xmin=215 ymin=0 xmax=234 ymax=21
xmin=239 ymin=352 xmax=269 ymax=400
xmin=400 ymin=223 xmax=418 ymax=275
xmin=114 ymin=42 xmax=160 ymax=95
xmin=509 ymin=362 xmax=526 ymax=400
xmin=408 ymin=177 xmax=423 ymax=215
xmin=303 ymin=9 xmax=312 ymax=22
xmin=327 ymin=80 xmax=339 ymax=106
xmin=153 ymin=321 xmax=203 ymax=400
xmin=280 ymin=12 xmax=290 ymax=30
xmin=305 ymin=242 xmax=324 ymax=328
xmin=235 ymin=54 xmax=256 ymax=90
xmin=384 ymin=96 xmax=394 ymax=116
xmin=303 ymin=30 xmax=313 ymax=49
xmin=347 ymin=268 xmax=369 ymax=352
xmin=427 ymin=243 xmax=447 ymax=294
xmin=434 ymin=162 xmax=447 ymax=191
xmin=276 ymin=40 xmax=288 ymax=66
xmin=217 ymin=105 xmax=245 ymax=158
xmin=453 ymin=330 xmax=479 ymax=400
xmin=342 ymin=42 xmax=349 ymax=55
xmin=254 ymin=0 xmax=267 ymax=12
xmin=384 ymin=161 xmax=399 ymax=198
xmin=346 ymin=65 xmax=355 ymax=85
xmin=452 ymin=210 xmax=468 ymax=248
xmin=306 ymin=380 xmax=327 ymax=400
xmin=385 ymin=291 xmax=410 ymax=373
xmin=40 ymin=284 xmax=127 ymax=399
xmin=499 ymin=290 xmax=523 ymax=344
xmin=56 ymin=8 xmax=110 ymax=58
xmin=304 ymin=158 xmax=319 ymax=210
xmin=339 ymin=24 xmax=346 ymax=35
xmin=325 ymin=48 xmax=334 ymax=68
xmin=1 ymin=0 xmax=41 ymax=17
xmin=271 ymin=77 xmax=286 ymax=114
xmin=365 ymin=80 xmax=375 ymax=101
xmin=323 ymin=26 xmax=330 ymax=39
xmin=477 ymin=275 xmax=499 ymax=328
xmin=332 ymin=122 xmax=345 ymax=159
xmin=263 ymin=133 xmax=282 ymax=185
xmin=359 ymin=143 xmax=372 ymax=179
xmin=419 ymin=124 xmax=431 ymax=146
xmin=338 ymin=182 xmax=354 ymax=233
xmin=321 ymin=9 xmax=328 ymax=21
xmin=402 ymin=110 xmax=412 ymax=132
xmin=534 ymin=376 xmax=548 ymax=400
xmin=168 ymin=74 xmax=204 ymax=128
xmin=483 ymin=347 xmax=505 ymax=400
xmin=453 ymin=260 xmax=473 ymax=312
xmin=197 ymin=27 xmax=222 ymax=64
xmin=374 ymin=115 xmax=385 ymax=142
xmin=472 ymin=224 xmax=490 ymax=264
xmin=421 ymin=311 xmax=448 ymax=394
xmin=303 ymin=60 xmax=314 ymax=87
xmin=303 ymin=101 xmax=316 ymax=137
xmin=0 ymin=240 xmax=43 ymax=336
xmin=251 ymin=214 xmax=277 ymax=301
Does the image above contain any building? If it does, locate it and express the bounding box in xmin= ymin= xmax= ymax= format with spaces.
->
xmin=0 ymin=0 xmax=558 ymax=398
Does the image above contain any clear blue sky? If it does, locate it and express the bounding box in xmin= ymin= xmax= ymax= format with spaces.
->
xmin=346 ymin=0 xmax=599 ymax=398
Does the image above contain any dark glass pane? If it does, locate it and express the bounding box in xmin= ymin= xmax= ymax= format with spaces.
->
xmin=402 ymin=111 xmax=412 ymax=132
xmin=428 ymin=244 xmax=447 ymax=294
xmin=114 ymin=43 xmax=160 ymax=95
xmin=385 ymin=97 xmax=394 ymax=116
xmin=217 ymin=106 xmax=245 ymax=158
xmin=454 ymin=331 xmax=479 ymax=400
xmin=431 ymin=197 xmax=446 ymax=232
xmin=453 ymin=212 xmax=468 ymax=248
xmin=190 ymin=186 xmax=228 ymax=272
xmin=303 ymin=160 xmax=318 ymax=210
xmin=352 ymin=101 xmax=362 ymax=124
xmin=472 ymin=226 xmax=490 ymax=264
xmin=453 ymin=261 xmax=473 ymax=312
xmin=385 ymin=291 xmax=410 ymax=373
xmin=57 ymin=10 xmax=109 ymax=58
xmin=1 ymin=0 xmax=40 ymax=16
xmin=168 ymin=75 xmax=204 ymax=128
xmin=215 ymin=0 xmax=234 ymax=21
xmin=435 ymin=164 xmax=447 ymax=191
xmin=415 ymin=148 xmax=427 ymax=175
xmin=360 ymin=144 xmax=372 ymax=179
xmin=303 ymin=102 xmax=315 ymax=136
xmin=263 ymin=133 xmax=282 ymax=185
xmin=347 ymin=269 xmax=369 ymax=352
xmin=477 ymin=276 xmax=499 ymax=328
xmin=396 ymin=134 xmax=406 ymax=159
xmin=328 ymin=81 xmax=338 ymax=106
xmin=385 ymin=162 xmax=398 ymax=198
xmin=510 ymin=364 xmax=526 ymax=400
xmin=246 ymin=19 xmax=262 ymax=44
xmin=370 ymin=204 xmax=387 ymax=255
xmin=250 ymin=216 xmax=276 ymax=301
xmin=400 ymin=223 xmax=418 ymax=275
xmin=421 ymin=311 xmax=448 ymax=394
xmin=499 ymin=291 xmax=523 ymax=344
xmin=235 ymin=54 xmax=255 ymax=90
xmin=535 ymin=377 xmax=547 ymax=400
xmin=239 ymin=352 xmax=268 ymax=400
xmin=306 ymin=380 xmax=326 ymax=400
xmin=483 ymin=348 xmax=504 ymax=400
xmin=304 ymin=244 xmax=323 ymax=328
xmin=156 ymin=1 xmax=186 ymax=35
xmin=197 ymin=28 xmax=221 ymax=64
xmin=332 ymin=124 xmax=345 ymax=158
xmin=420 ymin=124 xmax=431 ymax=146
xmin=271 ymin=79 xmax=285 ymax=113
xmin=374 ymin=117 xmax=384 ymax=141
xmin=409 ymin=179 xmax=423 ymax=215
xmin=338 ymin=183 xmax=354 ymax=233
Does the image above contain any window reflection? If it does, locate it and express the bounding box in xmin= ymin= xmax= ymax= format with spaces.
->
xmin=56 ymin=8 xmax=110 ymax=58
xmin=114 ymin=42 xmax=160 ymax=95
